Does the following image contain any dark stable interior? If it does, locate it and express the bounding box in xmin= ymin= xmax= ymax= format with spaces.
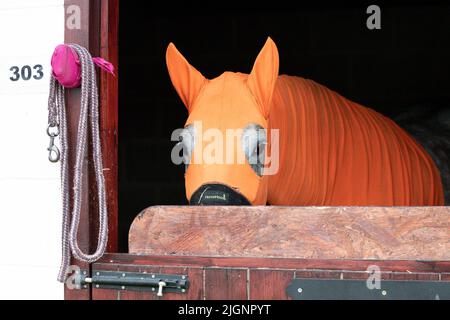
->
xmin=118 ymin=3 xmax=450 ymax=251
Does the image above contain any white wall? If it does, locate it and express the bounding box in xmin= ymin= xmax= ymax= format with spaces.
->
xmin=0 ymin=0 xmax=64 ymax=299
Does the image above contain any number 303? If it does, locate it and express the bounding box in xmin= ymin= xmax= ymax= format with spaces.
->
xmin=9 ymin=65 xmax=44 ymax=81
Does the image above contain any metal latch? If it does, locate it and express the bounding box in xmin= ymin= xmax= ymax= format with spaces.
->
xmin=78 ymin=270 xmax=189 ymax=296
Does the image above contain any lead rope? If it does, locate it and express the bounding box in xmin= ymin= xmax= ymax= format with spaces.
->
xmin=48 ymin=44 xmax=108 ymax=283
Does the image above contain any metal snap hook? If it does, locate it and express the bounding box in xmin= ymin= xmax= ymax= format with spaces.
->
xmin=47 ymin=124 xmax=60 ymax=163
xmin=48 ymin=144 xmax=60 ymax=163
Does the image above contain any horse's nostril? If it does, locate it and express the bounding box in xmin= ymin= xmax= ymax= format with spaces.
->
xmin=190 ymin=184 xmax=251 ymax=205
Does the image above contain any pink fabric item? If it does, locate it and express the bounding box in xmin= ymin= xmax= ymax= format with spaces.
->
xmin=51 ymin=44 xmax=81 ymax=88
xmin=51 ymin=44 xmax=115 ymax=88
xmin=92 ymin=57 xmax=115 ymax=76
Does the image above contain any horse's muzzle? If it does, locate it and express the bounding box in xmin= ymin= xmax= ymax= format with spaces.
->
xmin=189 ymin=184 xmax=251 ymax=205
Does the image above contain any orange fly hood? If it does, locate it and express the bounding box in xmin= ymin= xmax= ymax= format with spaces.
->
xmin=166 ymin=38 xmax=444 ymax=206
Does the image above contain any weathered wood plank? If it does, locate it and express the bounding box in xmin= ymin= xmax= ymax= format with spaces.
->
xmin=341 ymin=271 xmax=440 ymax=281
xmin=249 ymin=270 xmax=294 ymax=300
xmin=99 ymin=0 xmax=119 ymax=253
xmin=295 ymin=270 xmax=342 ymax=279
xmin=204 ymin=269 xmax=248 ymax=300
xmin=64 ymin=0 xmax=100 ymax=300
xmin=129 ymin=206 xmax=450 ymax=261
xmin=295 ymin=270 xmax=444 ymax=282
xmin=99 ymin=253 xmax=450 ymax=273
xmin=91 ymin=288 xmax=119 ymax=300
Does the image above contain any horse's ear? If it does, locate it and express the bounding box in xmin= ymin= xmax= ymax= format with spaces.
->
xmin=166 ymin=43 xmax=207 ymax=113
xmin=247 ymin=37 xmax=279 ymax=119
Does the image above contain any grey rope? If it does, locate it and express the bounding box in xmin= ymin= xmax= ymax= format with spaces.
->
xmin=48 ymin=44 xmax=108 ymax=283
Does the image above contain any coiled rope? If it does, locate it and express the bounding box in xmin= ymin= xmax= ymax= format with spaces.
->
xmin=48 ymin=44 xmax=108 ymax=283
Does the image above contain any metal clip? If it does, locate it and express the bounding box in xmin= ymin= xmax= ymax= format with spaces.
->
xmin=47 ymin=124 xmax=60 ymax=163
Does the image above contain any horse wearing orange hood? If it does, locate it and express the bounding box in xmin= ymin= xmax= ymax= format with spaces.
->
xmin=166 ymin=37 xmax=444 ymax=206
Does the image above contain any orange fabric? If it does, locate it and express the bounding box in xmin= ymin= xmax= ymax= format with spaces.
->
xmin=268 ymin=76 xmax=444 ymax=205
xmin=166 ymin=43 xmax=207 ymax=112
xmin=166 ymin=38 xmax=444 ymax=206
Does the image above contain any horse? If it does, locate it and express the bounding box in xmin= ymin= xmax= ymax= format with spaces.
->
xmin=166 ymin=37 xmax=445 ymax=206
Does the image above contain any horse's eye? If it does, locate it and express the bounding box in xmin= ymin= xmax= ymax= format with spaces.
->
xmin=242 ymin=124 xmax=266 ymax=176
xmin=177 ymin=124 xmax=195 ymax=172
